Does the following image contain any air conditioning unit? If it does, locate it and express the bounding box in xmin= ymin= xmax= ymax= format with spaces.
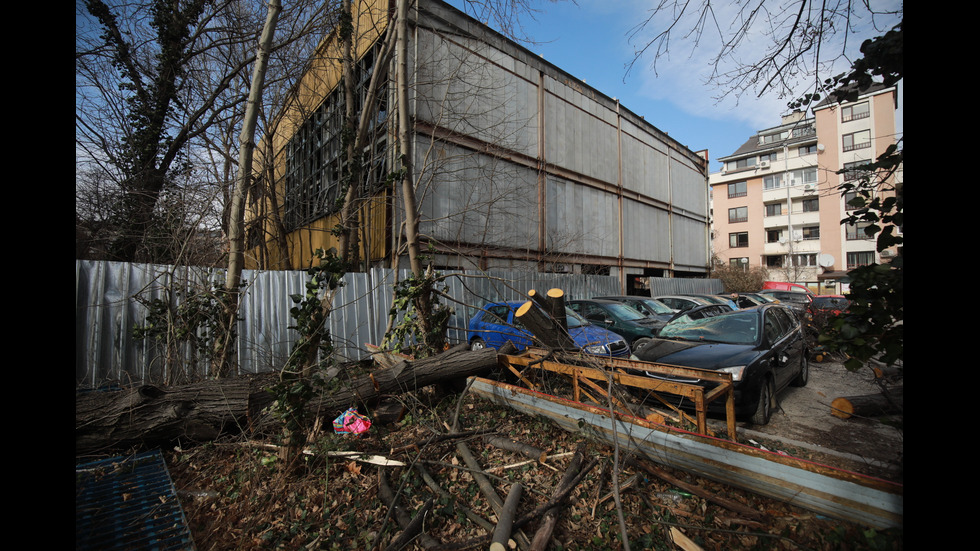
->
xmin=880 ymin=249 xmax=895 ymax=258
xmin=804 ymin=183 xmax=816 ymax=191
xmin=759 ymin=161 xmax=771 ymax=169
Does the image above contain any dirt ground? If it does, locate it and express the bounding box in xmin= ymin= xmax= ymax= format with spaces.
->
xmin=723 ymin=355 xmax=903 ymax=483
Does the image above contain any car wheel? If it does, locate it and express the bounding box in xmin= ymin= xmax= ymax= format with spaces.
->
xmin=791 ymin=353 xmax=809 ymax=387
xmin=632 ymin=337 xmax=651 ymax=353
xmin=749 ymin=377 xmax=775 ymax=425
xmin=470 ymin=338 xmax=487 ymax=351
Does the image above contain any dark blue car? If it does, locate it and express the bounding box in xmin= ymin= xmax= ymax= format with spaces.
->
xmin=467 ymin=301 xmax=630 ymax=357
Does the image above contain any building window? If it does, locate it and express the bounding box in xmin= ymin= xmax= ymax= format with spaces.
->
xmin=798 ymin=144 xmax=817 ymax=155
xmin=765 ymin=255 xmax=783 ymax=268
xmin=730 ymin=157 xmax=756 ymax=170
xmin=728 ymin=206 xmax=748 ymax=223
xmin=760 ymin=131 xmax=788 ymax=145
xmin=763 ymin=175 xmax=781 ymax=190
xmin=283 ymin=45 xmax=389 ymax=231
xmin=759 ymin=152 xmax=778 ymax=163
xmin=727 ymin=181 xmax=747 ymax=198
xmin=729 ymin=232 xmax=749 ymax=248
xmin=801 ymin=197 xmax=819 ymax=212
xmin=766 ymin=229 xmax=782 ymax=243
xmin=846 ymin=222 xmax=874 ymax=240
xmin=765 ymin=203 xmax=782 ymax=217
xmin=729 ymin=257 xmax=749 ymax=269
xmin=843 ymin=130 xmax=871 ymax=152
xmin=842 ymin=161 xmax=869 ymax=182
xmin=842 ymin=102 xmax=870 ymax=122
xmin=843 ymin=191 xmax=861 ymax=210
xmin=847 ymin=251 xmax=875 ymax=267
xmin=801 ymin=226 xmax=820 ymax=240
xmin=792 ymin=124 xmax=816 ymax=138
xmin=789 ymin=167 xmax=818 ymax=186
xmin=792 ymin=253 xmax=817 ymax=267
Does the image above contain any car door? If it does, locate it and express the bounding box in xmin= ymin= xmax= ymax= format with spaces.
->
xmin=480 ymin=304 xmax=531 ymax=350
xmin=764 ymin=307 xmax=804 ymax=389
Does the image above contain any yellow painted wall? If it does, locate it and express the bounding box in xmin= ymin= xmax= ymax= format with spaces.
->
xmin=246 ymin=0 xmax=392 ymax=270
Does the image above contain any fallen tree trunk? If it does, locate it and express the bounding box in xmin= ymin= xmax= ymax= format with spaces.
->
xmin=831 ymin=387 xmax=903 ymax=419
xmin=75 ymin=346 xmax=498 ymax=455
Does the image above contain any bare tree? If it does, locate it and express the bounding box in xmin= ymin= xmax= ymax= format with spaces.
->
xmin=625 ymin=0 xmax=903 ymax=105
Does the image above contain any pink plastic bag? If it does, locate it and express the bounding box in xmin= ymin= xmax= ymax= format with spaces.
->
xmin=333 ymin=407 xmax=371 ymax=435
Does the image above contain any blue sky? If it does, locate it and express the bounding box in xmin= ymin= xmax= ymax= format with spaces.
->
xmin=448 ymin=0 xmax=903 ymax=175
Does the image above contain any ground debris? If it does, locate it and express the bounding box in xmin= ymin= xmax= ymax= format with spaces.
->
xmin=160 ymin=389 xmax=902 ymax=551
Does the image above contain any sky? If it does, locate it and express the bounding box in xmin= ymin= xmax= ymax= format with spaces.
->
xmin=446 ymin=0 xmax=903 ymax=175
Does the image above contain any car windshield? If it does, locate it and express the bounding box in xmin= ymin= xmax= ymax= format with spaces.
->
xmin=604 ymin=302 xmax=647 ymax=321
xmin=658 ymin=310 xmax=760 ymax=344
xmin=564 ymin=307 xmax=589 ymax=328
xmin=638 ymin=299 xmax=674 ymax=315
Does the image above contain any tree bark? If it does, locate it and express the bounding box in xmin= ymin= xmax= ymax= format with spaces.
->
xmin=76 ymin=346 xmax=498 ymax=455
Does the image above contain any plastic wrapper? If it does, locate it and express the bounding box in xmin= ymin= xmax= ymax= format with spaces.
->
xmin=333 ymin=407 xmax=371 ymax=435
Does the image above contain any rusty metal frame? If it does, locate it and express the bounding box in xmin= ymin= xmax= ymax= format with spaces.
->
xmin=498 ymin=349 xmax=737 ymax=440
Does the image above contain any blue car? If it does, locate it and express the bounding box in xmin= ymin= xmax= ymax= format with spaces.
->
xmin=467 ymin=301 xmax=630 ymax=357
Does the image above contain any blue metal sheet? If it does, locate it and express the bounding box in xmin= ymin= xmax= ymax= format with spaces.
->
xmin=76 ymin=449 xmax=195 ymax=551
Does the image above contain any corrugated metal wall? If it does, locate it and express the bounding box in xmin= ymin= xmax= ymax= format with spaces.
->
xmin=76 ymin=260 xmax=720 ymax=387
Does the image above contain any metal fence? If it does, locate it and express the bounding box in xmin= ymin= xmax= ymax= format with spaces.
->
xmin=76 ymin=260 xmax=720 ymax=387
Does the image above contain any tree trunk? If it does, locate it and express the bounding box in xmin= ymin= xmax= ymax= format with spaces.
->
xmin=220 ymin=0 xmax=282 ymax=376
xmin=75 ymin=346 xmax=498 ymax=455
xmin=831 ymin=387 xmax=903 ymax=419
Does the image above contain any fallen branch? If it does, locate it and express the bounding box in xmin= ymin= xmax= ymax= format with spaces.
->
xmin=379 ymin=472 xmax=440 ymax=549
xmin=529 ymin=446 xmax=586 ymax=551
xmin=490 ymin=483 xmax=523 ymax=551
xmin=484 ymin=435 xmax=548 ymax=463
xmin=626 ymin=457 xmax=767 ymax=522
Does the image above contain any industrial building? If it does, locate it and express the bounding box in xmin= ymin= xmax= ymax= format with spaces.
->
xmin=246 ymin=0 xmax=711 ymax=293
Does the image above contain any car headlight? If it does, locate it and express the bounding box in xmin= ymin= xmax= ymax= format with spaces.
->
xmin=718 ymin=365 xmax=747 ymax=381
xmin=584 ymin=344 xmax=608 ymax=354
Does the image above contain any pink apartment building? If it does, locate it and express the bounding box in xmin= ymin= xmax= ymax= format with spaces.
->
xmin=707 ymin=84 xmax=901 ymax=294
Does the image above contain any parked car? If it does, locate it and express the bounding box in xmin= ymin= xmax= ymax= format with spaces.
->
xmin=667 ymin=303 xmax=733 ymax=322
xmin=629 ymin=304 xmax=809 ymax=425
xmin=567 ymin=299 xmax=666 ymax=347
xmin=762 ymin=281 xmax=814 ymax=295
xmin=807 ymin=295 xmax=851 ymax=330
xmin=652 ymin=295 xmax=718 ymax=313
xmin=721 ymin=293 xmax=768 ymax=309
xmin=593 ymin=295 xmax=677 ymax=322
xmin=809 ymin=295 xmax=851 ymax=316
xmin=467 ymin=301 xmax=630 ymax=357
xmin=675 ymin=293 xmax=739 ymax=311
xmin=740 ymin=292 xmax=777 ymax=304
xmin=757 ymin=289 xmax=813 ymax=309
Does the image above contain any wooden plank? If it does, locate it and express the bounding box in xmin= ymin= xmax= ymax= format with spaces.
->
xmin=467 ymin=377 xmax=903 ymax=530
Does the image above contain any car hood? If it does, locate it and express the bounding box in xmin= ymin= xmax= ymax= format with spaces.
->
xmin=635 ymin=339 xmax=760 ymax=370
xmin=569 ymin=324 xmax=625 ymax=346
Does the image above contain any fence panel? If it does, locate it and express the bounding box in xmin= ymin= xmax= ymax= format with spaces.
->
xmin=76 ymin=260 xmax=720 ymax=387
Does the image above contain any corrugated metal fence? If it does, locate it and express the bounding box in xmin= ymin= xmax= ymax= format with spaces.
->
xmin=76 ymin=260 xmax=720 ymax=387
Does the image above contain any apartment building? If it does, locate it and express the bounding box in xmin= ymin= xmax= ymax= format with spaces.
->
xmin=707 ymin=84 xmax=900 ymax=294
